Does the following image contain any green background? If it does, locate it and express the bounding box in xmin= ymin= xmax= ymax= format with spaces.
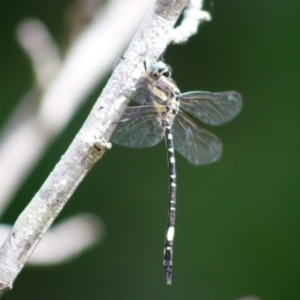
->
xmin=1 ymin=1 xmax=299 ymax=299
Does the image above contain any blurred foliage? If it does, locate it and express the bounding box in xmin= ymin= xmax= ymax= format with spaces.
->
xmin=1 ymin=0 xmax=300 ymax=299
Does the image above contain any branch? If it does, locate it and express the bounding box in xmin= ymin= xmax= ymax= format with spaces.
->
xmin=27 ymin=213 xmax=104 ymax=265
xmin=0 ymin=214 xmax=104 ymax=266
xmin=234 ymin=296 xmax=262 ymax=300
xmin=0 ymin=0 xmax=187 ymax=296
xmin=0 ymin=0 xmax=153 ymax=217
xmin=171 ymin=0 xmax=211 ymax=43
xmin=16 ymin=19 xmax=61 ymax=89
xmin=0 ymin=0 xmax=152 ymax=267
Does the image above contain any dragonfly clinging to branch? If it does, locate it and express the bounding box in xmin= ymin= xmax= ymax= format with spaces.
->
xmin=110 ymin=60 xmax=242 ymax=284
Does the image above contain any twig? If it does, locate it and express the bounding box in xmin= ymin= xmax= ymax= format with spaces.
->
xmin=0 ymin=213 xmax=104 ymax=265
xmin=171 ymin=0 xmax=211 ymax=43
xmin=0 ymin=0 xmax=152 ymax=267
xmin=0 ymin=0 xmax=153 ymax=217
xmin=234 ymin=296 xmax=262 ymax=300
xmin=0 ymin=0 xmax=187 ymax=296
xmin=16 ymin=19 xmax=61 ymax=89
xmin=27 ymin=213 xmax=104 ymax=265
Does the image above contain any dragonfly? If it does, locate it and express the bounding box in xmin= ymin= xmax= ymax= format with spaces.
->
xmin=110 ymin=60 xmax=242 ymax=285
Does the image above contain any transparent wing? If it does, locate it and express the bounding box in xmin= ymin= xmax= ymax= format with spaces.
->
xmin=110 ymin=106 xmax=164 ymax=148
xmin=172 ymin=112 xmax=222 ymax=165
xmin=128 ymin=77 xmax=154 ymax=105
xmin=179 ymin=91 xmax=242 ymax=125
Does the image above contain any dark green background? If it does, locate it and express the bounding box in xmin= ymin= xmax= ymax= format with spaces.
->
xmin=1 ymin=1 xmax=299 ymax=299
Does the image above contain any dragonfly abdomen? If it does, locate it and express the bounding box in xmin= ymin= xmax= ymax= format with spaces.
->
xmin=163 ymin=117 xmax=177 ymax=285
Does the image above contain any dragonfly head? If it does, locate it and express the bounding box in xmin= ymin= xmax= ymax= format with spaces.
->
xmin=149 ymin=61 xmax=172 ymax=79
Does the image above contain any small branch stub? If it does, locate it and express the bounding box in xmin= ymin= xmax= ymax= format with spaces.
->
xmin=84 ymin=136 xmax=112 ymax=169
xmin=170 ymin=0 xmax=211 ymax=43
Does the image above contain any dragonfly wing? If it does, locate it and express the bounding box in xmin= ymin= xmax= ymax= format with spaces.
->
xmin=172 ymin=112 xmax=222 ymax=165
xmin=110 ymin=106 xmax=164 ymax=148
xmin=128 ymin=77 xmax=154 ymax=105
xmin=180 ymin=91 xmax=242 ymax=125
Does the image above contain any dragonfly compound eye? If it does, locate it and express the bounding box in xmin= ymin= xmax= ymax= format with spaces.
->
xmin=149 ymin=61 xmax=172 ymax=78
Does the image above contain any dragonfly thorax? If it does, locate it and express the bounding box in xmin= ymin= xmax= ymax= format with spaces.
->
xmin=147 ymin=62 xmax=181 ymax=114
